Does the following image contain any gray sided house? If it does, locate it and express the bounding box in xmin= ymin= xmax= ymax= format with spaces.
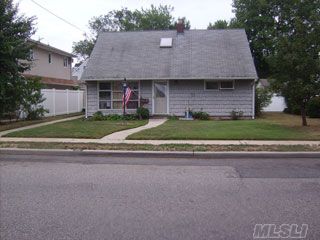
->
xmin=82 ymin=26 xmax=257 ymax=118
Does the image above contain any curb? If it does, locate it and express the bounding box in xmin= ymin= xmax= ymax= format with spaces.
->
xmin=1 ymin=148 xmax=320 ymax=159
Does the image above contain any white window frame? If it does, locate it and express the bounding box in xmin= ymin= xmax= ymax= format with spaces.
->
xmin=97 ymin=81 xmax=140 ymax=110
xmin=97 ymin=82 xmax=112 ymax=110
xmin=63 ymin=57 xmax=68 ymax=67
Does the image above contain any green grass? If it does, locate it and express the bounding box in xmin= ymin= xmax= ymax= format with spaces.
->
xmin=0 ymin=112 xmax=82 ymax=132
xmin=5 ymin=119 xmax=147 ymax=139
xmin=0 ymin=142 xmax=319 ymax=152
xmin=128 ymin=113 xmax=320 ymax=140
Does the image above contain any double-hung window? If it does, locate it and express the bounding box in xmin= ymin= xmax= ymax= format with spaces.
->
xmin=99 ymin=82 xmax=112 ymax=109
xmin=98 ymin=81 xmax=140 ymax=110
xmin=63 ymin=57 xmax=68 ymax=67
xmin=204 ymin=80 xmax=235 ymax=90
xmin=220 ymin=80 xmax=235 ymax=90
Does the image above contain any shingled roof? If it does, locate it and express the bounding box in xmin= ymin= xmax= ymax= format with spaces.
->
xmin=82 ymin=29 xmax=257 ymax=81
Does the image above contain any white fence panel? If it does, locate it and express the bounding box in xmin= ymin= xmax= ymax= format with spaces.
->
xmin=41 ymin=89 xmax=84 ymax=117
xmin=263 ymin=95 xmax=287 ymax=112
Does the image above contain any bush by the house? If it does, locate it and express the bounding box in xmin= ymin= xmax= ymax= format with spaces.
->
xmin=136 ymin=107 xmax=149 ymax=120
xmin=92 ymin=111 xmax=105 ymax=121
xmin=91 ymin=112 xmax=139 ymax=121
xmin=192 ymin=111 xmax=210 ymax=120
xmin=255 ymin=87 xmax=272 ymax=116
xmin=21 ymin=77 xmax=48 ymax=120
xmin=307 ymin=97 xmax=320 ymax=118
xmin=230 ymin=110 xmax=243 ymax=120
xmin=283 ymin=98 xmax=301 ymax=115
xmin=167 ymin=115 xmax=179 ymax=120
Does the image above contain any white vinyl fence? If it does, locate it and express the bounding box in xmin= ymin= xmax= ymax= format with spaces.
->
xmin=41 ymin=89 xmax=84 ymax=117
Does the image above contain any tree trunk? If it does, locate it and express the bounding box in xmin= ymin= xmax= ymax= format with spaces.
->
xmin=301 ymin=105 xmax=307 ymax=126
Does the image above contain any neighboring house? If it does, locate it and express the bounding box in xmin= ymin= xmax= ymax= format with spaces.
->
xmin=72 ymin=58 xmax=88 ymax=81
xmin=24 ymin=39 xmax=78 ymax=89
xmin=82 ymin=23 xmax=258 ymax=118
xmin=258 ymin=79 xmax=286 ymax=112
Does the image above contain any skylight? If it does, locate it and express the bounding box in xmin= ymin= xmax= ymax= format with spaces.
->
xmin=160 ymin=38 xmax=173 ymax=48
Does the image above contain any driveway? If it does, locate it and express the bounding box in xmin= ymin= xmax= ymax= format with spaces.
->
xmin=1 ymin=151 xmax=320 ymax=240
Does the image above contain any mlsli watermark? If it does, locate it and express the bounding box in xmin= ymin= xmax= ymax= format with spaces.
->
xmin=253 ymin=224 xmax=308 ymax=239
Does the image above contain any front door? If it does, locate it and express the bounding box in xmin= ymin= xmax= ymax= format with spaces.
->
xmin=154 ymin=81 xmax=168 ymax=114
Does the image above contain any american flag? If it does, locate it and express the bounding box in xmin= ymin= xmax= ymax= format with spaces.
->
xmin=123 ymin=86 xmax=133 ymax=107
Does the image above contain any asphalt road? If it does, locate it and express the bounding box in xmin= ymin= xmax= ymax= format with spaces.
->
xmin=1 ymin=150 xmax=320 ymax=240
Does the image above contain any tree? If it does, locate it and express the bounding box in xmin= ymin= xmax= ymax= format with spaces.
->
xmin=207 ymin=18 xmax=243 ymax=30
xmin=207 ymin=20 xmax=229 ymax=29
xmin=268 ymin=0 xmax=320 ymax=126
xmin=255 ymin=87 xmax=272 ymax=116
xmin=0 ymin=0 xmax=35 ymax=120
xmin=21 ymin=77 xmax=47 ymax=120
xmin=232 ymin=0 xmax=320 ymax=126
xmin=232 ymin=0 xmax=275 ymax=77
xmin=73 ymin=5 xmax=191 ymax=60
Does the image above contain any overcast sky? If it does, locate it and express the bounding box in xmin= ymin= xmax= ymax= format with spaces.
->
xmin=15 ymin=0 xmax=234 ymax=53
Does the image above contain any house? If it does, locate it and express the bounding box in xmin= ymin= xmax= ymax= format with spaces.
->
xmin=24 ymin=39 xmax=78 ymax=89
xmin=82 ymin=23 xmax=258 ymax=118
xmin=72 ymin=58 xmax=89 ymax=81
xmin=258 ymin=79 xmax=286 ymax=112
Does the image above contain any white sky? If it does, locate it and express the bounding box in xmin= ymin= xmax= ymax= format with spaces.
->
xmin=15 ymin=0 xmax=234 ymax=53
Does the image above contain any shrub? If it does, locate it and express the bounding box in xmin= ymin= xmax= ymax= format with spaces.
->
xmin=21 ymin=77 xmax=48 ymax=120
xmin=168 ymin=115 xmax=179 ymax=120
xmin=192 ymin=111 xmax=210 ymax=120
xmin=255 ymin=87 xmax=272 ymax=116
xmin=123 ymin=114 xmax=138 ymax=120
xmin=230 ymin=110 xmax=243 ymax=120
xmin=307 ymin=97 xmax=320 ymax=118
xmin=25 ymin=108 xmax=47 ymax=120
xmin=283 ymin=99 xmax=300 ymax=115
xmin=136 ymin=107 xmax=149 ymax=120
xmin=92 ymin=111 xmax=105 ymax=121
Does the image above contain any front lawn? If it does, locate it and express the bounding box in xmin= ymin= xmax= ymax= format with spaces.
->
xmin=127 ymin=113 xmax=320 ymax=140
xmin=0 ymin=112 xmax=82 ymax=132
xmin=5 ymin=119 xmax=148 ymax=139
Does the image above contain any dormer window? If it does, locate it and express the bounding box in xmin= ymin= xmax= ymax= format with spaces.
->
xmin=160 ymin=38 xmax=173 ymax=48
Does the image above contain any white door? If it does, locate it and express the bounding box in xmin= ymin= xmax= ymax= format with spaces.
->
xmin=154 ymin=81 xmax=168 ymax=114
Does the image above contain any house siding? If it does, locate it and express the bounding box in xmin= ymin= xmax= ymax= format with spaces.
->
xmin=24 ymin=47 xmax=72 ymax=80
xmin=86 ymin=81 xmax=152 ymax=116
xmin=86 ymin=80 xmax=254 ymax=117
xmin=169 ymin=80 xmax=254 ymax=117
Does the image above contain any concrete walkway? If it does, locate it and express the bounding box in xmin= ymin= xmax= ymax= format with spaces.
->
xmin=101 ymin=118 xmax=167 ymax=141
xmin=0 ymin=115 xmax=83 ymax=137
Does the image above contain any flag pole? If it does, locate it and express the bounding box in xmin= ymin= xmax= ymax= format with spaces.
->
xmin=123 ymin=78 xmax=127 ymax=117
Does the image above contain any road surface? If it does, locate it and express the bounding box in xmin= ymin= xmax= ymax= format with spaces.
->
xmin=1 ymin=150 xmax=320 ymax=240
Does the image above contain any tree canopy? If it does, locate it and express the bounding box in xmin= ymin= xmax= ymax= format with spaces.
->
xmin=73 ymin=5 xmax=191 ymax=60
xmin=0 ymin=0 xmax=35 ymax=119
xmin=268 ymin=0 xmax=320 ymax=126
xmin=207 ymin=20 xmax=229 ymax=29
xmin=233 ymin=0 xmax=320 ymax=126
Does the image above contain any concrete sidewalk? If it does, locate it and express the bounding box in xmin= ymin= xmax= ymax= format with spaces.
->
xmin=0 ymin=115 xmax=83 ymax=137
xmin=101 ymin=118 xmax=167 ymax=141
